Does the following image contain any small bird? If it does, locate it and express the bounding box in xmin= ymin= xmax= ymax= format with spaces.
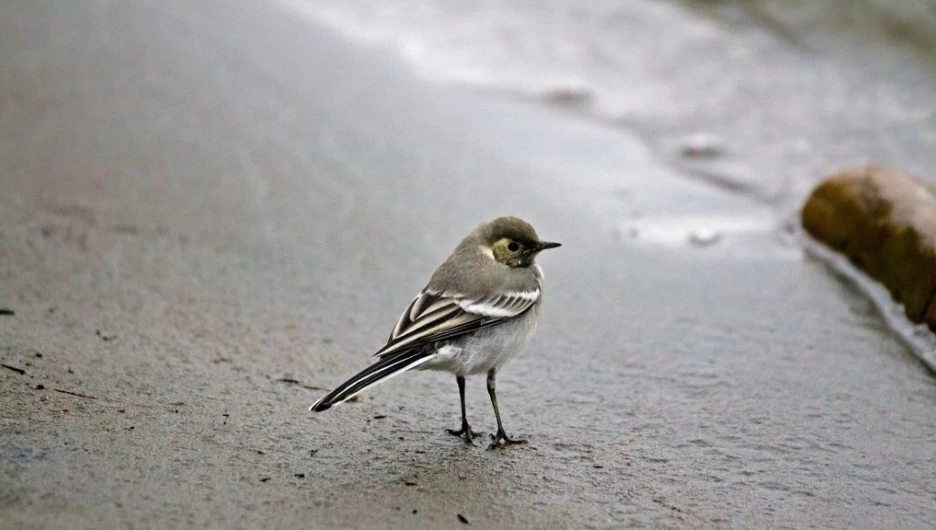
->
xmin=310 ymin=216 xmax=560 ymax=449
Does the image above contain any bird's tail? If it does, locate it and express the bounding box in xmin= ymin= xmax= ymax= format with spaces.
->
xmin=310 ymin=348 xmax=436 ymax=412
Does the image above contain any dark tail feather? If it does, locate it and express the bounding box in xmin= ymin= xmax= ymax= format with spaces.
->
xmin=310 ymin=349 xmax=435 ymax=412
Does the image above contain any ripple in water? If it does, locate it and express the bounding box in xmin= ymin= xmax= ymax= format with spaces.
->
xmin=803 ymin=234 xmax=936 ymax=373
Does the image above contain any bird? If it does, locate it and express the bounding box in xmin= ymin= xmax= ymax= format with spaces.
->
xmin=310 ymin=216 xmax=560 ymax=449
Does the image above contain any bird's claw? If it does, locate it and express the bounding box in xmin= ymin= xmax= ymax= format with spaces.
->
xmin=446 ymin=423 xmax=481 ymax=445
xmin=487 ymin=428 xmax=527 ymax=450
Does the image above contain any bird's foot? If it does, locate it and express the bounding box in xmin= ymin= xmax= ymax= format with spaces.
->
xmin=487 ymin=428 xmax=527 ymax=450
xmin=446 ymin=422 xmax=481 ymax=445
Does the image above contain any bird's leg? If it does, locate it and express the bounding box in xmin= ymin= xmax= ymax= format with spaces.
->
xmin=486 ymin=369 xmax=527 ymax=449
xmin=446 ymin=376 xmax=479 ymax=444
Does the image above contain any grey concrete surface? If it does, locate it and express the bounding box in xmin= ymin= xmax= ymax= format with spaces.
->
xmin=1 ymin=1 xmax=934 ymax=529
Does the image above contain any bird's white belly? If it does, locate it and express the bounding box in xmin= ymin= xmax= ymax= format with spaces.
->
xmin=419 ymin=313 xmax=538 ymax=376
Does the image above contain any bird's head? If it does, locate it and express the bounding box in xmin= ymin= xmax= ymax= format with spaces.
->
xmin=473 ymin=216 xmax=561 ymax=268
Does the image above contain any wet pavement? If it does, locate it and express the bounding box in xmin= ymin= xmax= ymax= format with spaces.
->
xmin=1 ymin=1 xmax=935 ymax=528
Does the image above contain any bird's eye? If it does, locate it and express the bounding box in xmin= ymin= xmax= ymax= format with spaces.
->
xmin=507 ymin=242 xmax=520 ymax=252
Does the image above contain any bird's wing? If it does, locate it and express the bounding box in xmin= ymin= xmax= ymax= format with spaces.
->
xmin=374 ymin=288 xmax=539 ymax=358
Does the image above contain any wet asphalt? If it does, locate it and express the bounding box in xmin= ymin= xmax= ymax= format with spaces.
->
xmin=1 ymin=1 xmax=935 ymax=528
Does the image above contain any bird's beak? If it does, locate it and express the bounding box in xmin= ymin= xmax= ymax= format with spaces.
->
xmin=533 ymin=241 xmax=561 ymax=252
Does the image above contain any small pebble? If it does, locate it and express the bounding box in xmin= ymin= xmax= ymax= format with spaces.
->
xmin=688 ymin=228 xmax=722 ymax=247
xmin=457 ymin=514 xmax=469 ymax=524
xmin=541 ymin=79 xmax=591 ymax=106
xmin=679 ymin=133 xmax=723 ymax=159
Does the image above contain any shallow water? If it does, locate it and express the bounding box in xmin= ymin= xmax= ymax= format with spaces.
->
xmin=282 ymin=0 xmax=936 ymax=208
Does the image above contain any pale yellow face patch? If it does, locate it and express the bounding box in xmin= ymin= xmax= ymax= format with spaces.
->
xmin=491 ymin=237 xmax=526 ymax=266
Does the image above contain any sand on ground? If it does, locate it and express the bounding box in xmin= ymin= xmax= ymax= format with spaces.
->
xmin=1 ymin=1 xmax=935 ymax=528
